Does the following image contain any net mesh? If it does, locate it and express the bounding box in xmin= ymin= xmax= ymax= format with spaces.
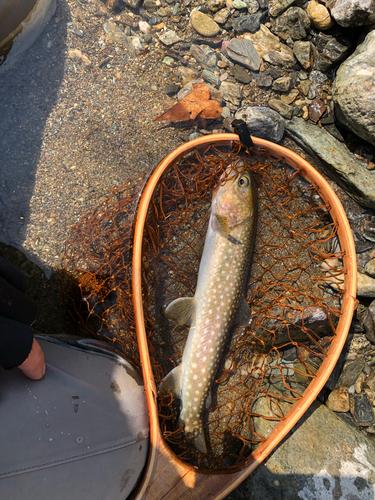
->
xmin=62 ymin=142 xmax=346 ymax=471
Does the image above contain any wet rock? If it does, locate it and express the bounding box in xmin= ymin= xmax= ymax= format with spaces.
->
xmin=226 ymin=38 xmax=261 ymax=71
xmin=244 ymin=24 xmax=280 ymax=55
xmin=326 ymin=0 xmax=375 ymax=27
xmin=308 ymin=98 xmax=326 ymax=122
xmin=255 ymin=72 xmax=273 ymax=87
xmin=309 ymin=69 xmax=327 ymax=84
xmin=235 ymin=106 xmax=285 ymax=142
xmin=220 ymin=81 xmax=242 ymax=106
xmin=365 ymin=370 xmax=375 ymax=391
xmin=207 ymin=0 xmax=226 ymax=11
xmin=326 ymin=387 xmax=350 ymax=412
xmin=233 ymin=64 xmax=251 ymax=83
xmin=233 ymin=12 xmax=266 ymax=33
xmin=190 ymin=10 xmax=220 ymax=37
xmin=340 ymin=359 xmax=365 ymax=388
xmin=214 ymin=7 xmax=231 ymax=24
xmin=157 ymin=6 xmax=172 ymax=17
xmin=235 ymin=402 xmax=375 ymax=500
xmin=317 ymin=36 xmax=351 ymax=72
xmin=124 ymin=0 xmax=141 ymax=7
xmin=306 ymin=0 xmax=334 ymax=30
xmin=165 ymin=84 xmax=180 ymax=97
xmin=307 ymin=83 xmax=318 ymax=100
xmin=233 ymin=0 xmax=247 ymax=8
xmin=263 ymin=44 xmax=296 ymax=68
xmin=365 ymin=259 xmax=375 ymax=278
xmin=350 ymin=392 xmax=375 ymax=426
xmin=294 ymin=361 xmax=317 ymax=384
xmin=269 ymin=0 xmax=297 ymax=17
xmin=190 ymin=44 xmax=217 ymax=70
xmin=299 ymin=79 xmax=311 ymax=96
xmin=275 ymin=7 xmax=311 ymax=41
xmin=247 ymin=0 xmax=260 ymax=14
xmin=364 ymin=216 xmax=375 ymax=243
xmin=332 ymin=27 xmax=375 ymax=147
xmin=178 ymin=66 xmax=199 ymax=85
xmin=357 ymin=272 xmax=375 ymax=298
xmin=272 ymin=76 xmax=292 ymax=91
xmin=202 ymin=69 xmax=220 ymax=86
xmin=144 ymin=0 xmax=158 ymax=12
xmin=293 ymin=40 xmax=313 ymax=70
xmin=139 ymin=21 xmax=151 ymax=34
xmin=363 ymin=300 xmax=375 ymax=344
xmin=269 ymin=98 xmax=293 ymax=119
xmin=285 ymin=117 xmax=375 ymax=210
xmin=281 ymin=89 xmax=299 ymax=104
xmin=162 ymin=56 xmax=174 ymax=66
xmin=159 ymin=30 xmax=181 ymax=46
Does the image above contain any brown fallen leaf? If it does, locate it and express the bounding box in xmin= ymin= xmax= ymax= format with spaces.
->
xmin=153 ymin=82 xmax=222 ymax=122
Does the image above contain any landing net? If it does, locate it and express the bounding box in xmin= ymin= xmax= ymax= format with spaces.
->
xmin=63 ymin=141 xmax=347 ymax=471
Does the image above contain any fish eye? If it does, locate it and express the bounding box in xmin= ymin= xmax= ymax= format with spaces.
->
xmin=238 ymin=175 xmax=249 ymax=187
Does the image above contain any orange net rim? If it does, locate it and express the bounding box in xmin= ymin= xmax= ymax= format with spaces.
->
xmin=132 ymin=134 xmax=357 ymax=481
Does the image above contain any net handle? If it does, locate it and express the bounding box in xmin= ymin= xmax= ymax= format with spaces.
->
xmin=132 ymin=134 xmax=357 ymax=499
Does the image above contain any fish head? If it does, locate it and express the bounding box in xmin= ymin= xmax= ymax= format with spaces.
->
xmin=212 ymin=166 xmax=256 ymax=227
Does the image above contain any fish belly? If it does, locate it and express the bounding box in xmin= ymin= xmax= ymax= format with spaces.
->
xmin=180 ymin=219 xmax=251 ymax=450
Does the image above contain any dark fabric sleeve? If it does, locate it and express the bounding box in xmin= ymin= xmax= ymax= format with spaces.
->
xmin=0 ymin=256 xmax=27 ymax=293
xmin=0 ymin=277 xmax=37 ymax=326
xmin=0 ymin=316 xmax=34 ymax=369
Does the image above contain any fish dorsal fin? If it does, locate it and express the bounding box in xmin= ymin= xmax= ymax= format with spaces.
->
xmin=212 ymin=213 xmax=230 ymax=238
xmin=160 ymin=365 xmax=182 ymax=399
xmin=164 ymin=297 xmax=195 ymax=326
xmin=234 ymin=297 xmax=251 ymax=327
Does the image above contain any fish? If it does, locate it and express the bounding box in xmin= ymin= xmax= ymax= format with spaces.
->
xmin=162 ymin=165 xmax=257 ymax=453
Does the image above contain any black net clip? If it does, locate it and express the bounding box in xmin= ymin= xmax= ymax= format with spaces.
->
xmin=231 ymin=119 xmax=254 ymax=150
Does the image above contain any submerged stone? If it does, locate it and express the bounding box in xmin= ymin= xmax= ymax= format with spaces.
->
xmin=275 ymin=7 xmax=311 ymax=41
xmin=190 ymin=10 xmax=220 ymax=37
xmin=285 ymin=117 xmax=375 ymax=210
xmin=226 ymin=38 xmax=261 ymax=71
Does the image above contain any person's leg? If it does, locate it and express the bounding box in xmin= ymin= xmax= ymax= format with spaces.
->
xmin=0 ymin=338 xmax=149 ymax=500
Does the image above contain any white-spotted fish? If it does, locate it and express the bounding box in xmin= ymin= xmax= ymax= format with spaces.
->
xmin=162 ymin=166 xmax=257 ymax=453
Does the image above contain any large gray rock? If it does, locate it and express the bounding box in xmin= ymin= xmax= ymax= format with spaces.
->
xmin=231 ymin=402 xmax=375 ymax=500
xmin=285 ymin=117 xmax=375 ymax=210
xmin=332 ymin=27 xmax=375 ymax=147
xmin=327 ymin=0 xmax=375 ymax=27
xmin=235 ymin=106 xmax=285 ymax=142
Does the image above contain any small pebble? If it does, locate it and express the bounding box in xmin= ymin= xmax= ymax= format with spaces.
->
xmin=326 ymin=387 xmax=350 ymax=412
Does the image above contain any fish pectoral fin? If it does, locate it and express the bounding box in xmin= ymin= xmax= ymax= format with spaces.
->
xmin=164 ymin=297 xmax=195 ymax=326
xmin=212 ymin=213 xmax=230 ymax=238
xmin=234 ymin=297 xmax=252 ymax=327
xmin=160 ymin=365 xmax=182 ymax=399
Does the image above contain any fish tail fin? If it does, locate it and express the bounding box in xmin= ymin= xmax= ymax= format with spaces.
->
xmin=192 ymin=429 xmax=207 ymax=454
xmin=180 ymin=415 xmax=207 ymax=454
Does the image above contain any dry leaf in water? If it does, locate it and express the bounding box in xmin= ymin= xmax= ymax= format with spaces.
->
xmin=154 ymin=82 xmax=222 ymax=122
